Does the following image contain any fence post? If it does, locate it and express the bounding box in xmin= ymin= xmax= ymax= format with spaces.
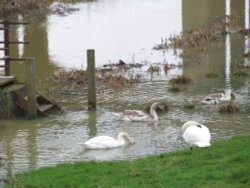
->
xmin=3 ymin=21 xmax=10 ymax=76
xmin=26 ymin=58 xmax=37 ymax=118
xmin=87 ymin=49 xmax=96 ymax=110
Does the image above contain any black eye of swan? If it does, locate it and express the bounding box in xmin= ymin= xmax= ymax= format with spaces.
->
xmin=196 ymin=124 xmax=202 ymax=128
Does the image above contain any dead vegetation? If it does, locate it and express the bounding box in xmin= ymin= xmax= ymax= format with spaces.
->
xmin=154 ymin=14 xmax=242 ymax=63
xmin=0 ymin=0 xmax=93 ymax=19
xmin=45 ymin=62 xmax=143 ymax=93
xmin=219 ymin=102 xmax=239 ymax=113
xmin=170 ymin=75 xmax=192 ymax=85
xmin=155 ymin=14 xmax=241 ymax=50
xmin=205 ymin=71 xmax=219 ymax=78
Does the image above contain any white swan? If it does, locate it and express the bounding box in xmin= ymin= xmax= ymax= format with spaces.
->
xmin=78 ymin=132 xmax=135 ymax=150
xmin=182 ymin=121 xmax=211 ymax=150
xmin=201 ymin=89 xmax=235 ymax=105
xmin=114 ymin=102 xmax=164 ymax=122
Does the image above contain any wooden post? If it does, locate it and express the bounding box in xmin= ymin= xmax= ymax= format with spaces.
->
xmin=87 ymin=49 xmax=96 ymax=110
xmin=26 ymin=58 xmax=37 ymax=118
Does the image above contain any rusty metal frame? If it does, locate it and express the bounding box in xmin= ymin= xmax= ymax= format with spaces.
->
xmin=0 ymin=21 xmax=29 ymax=75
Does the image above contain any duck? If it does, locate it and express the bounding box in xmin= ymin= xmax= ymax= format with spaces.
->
xmin=182 ymin=121 xmax=211 ymax=150
xmin=78 ymin=132 xmax=135 ymax=150
xmin=201 ymin=89 xmax=235 ymax=105
xmin=114 ymin=102 xmax=165 ymax=122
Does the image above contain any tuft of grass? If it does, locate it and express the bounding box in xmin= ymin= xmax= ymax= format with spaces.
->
xmin=205 ymin=71 xmax=219 ymax=78
xmin=168 ymin=85 xmax=181 ymax=92
xmin=183 ymin=100 xmax=196 ymax=109
xmin=233 ymin=70 xmax=249 ymax=77
xmin=170 ymin=75 xmax=192 ymax=85
xmin=219 ymin=102 xmax=240 ymax=113
xmin=5 ymin=134 xmax=250 ymax=188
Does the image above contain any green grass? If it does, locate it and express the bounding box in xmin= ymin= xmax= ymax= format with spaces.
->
xmin=5 ymin=134 xmax=250 ymax=188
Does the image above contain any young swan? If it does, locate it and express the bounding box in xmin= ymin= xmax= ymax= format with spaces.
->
xmin=201 ymin=89 xmax=235 ymax=105
xmin=182 ymin=121 xmax=211 ymax=150
xmin=78 ymin=132 xmax=135 ymax=150
xmin=114 ymin=102 xmax=164 ymax=122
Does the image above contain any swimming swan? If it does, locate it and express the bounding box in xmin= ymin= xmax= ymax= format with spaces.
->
xmin=114 ymin=102 xmax=164 ymax=122
xmin=182 ymin=121 xmax=211 ymax=150
xmin=78 ymin=132 xmax=135 ymax=149
xmin=201 ymin=89 xmax=235 ymax=105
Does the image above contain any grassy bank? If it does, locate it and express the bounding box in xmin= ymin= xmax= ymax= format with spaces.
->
xmin=5 ymin=134 xmax=250 ymax=188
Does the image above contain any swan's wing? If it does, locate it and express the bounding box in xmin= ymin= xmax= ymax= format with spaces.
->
xmin=121 ymin=110 xmax=147 ymax=116
xmin=201 ymin=93 xmax=225 ymax=104
xmin=204 ymin=93 xmax=225 ymax=100
xmin=129 ymin=115 xmax=152 ymax=122
xmin=183 ymin=126 xmax=211 ymax=147
xmin=114 ymin=110 xmax=149 ymax=121
xmin=83 ymin=136 xmax=121 ymax=149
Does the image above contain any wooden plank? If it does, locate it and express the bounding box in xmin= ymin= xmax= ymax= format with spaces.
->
xmin=37 ymin=104 xmax=53 ymax=112
xmin=0 ymin=56 xmax=9 ymax=60
xmin=0 ymin=76 xmax=16 ymax=87
xmin=0 ymin=41 xmax=29 ymax=44
xmin=16 ymin=94 xmax=28 ymax=112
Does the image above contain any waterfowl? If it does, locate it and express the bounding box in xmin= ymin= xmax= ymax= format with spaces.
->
xmin=182 ymin=121 xmax=211 ymax=150
xmin=114 ymin=102 xmax=164 ymax=122
xmin=201 ymin=89 xmax=235 ymax=105
xmin=78 ymin=132 xmax=135 ymax=150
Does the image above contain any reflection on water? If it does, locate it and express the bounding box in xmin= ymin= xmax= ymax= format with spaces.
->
xmin=17 ymin=15 xmax=24 ymax=58
xmin=225 ymin=0 xmax=231 ymax=89
xmin=244 ymin=0 xmax=250 ymax=65
xmin=47 ymin=0 xmax=182 ymax=69
xmin=1 ymin=0 xmax=250 ymax=179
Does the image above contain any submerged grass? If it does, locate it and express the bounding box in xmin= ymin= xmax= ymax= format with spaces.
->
xmin=205 ymin=71 xmax=219 ymax=78
xmin=170 ymin=75 xmax=192 ymax=85
xmin=5 ymin=134 xmax=250 ymax=188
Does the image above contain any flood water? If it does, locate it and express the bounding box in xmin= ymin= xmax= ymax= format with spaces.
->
xmin=1 ymin=0 xmax=250 ymax=178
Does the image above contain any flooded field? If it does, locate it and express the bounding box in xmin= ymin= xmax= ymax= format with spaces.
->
xmin=1 ymin=0 xmax=250 ymax=178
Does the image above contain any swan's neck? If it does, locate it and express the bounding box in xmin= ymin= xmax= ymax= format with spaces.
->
xmin=149 ymin=104 xmax=158 ymax=121
xmin=117 ymin=132 xmax=134 ymax=144
xmin=117 ymin=135 xmax=126 ymax=144
xmin=225 ymin=90 xmax=232 ymax=98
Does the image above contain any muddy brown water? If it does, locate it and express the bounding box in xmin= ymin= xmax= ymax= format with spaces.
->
xmin=0 ymin=0 xmax=250 ymax=178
